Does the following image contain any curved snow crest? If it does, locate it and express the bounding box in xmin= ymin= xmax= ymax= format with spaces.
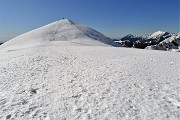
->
xmin=1 ymin=19 xmax=120 ymax=50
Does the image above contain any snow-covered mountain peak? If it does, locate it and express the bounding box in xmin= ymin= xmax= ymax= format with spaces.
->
xmin=1 ymin=19 xmax=120 ymax=50
xmin=124 ymin=34 xmax=136 ymax=38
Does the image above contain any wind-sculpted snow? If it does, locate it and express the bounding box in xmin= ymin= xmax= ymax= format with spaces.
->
xmin=0 ymin=45 xmax=179 ymax=120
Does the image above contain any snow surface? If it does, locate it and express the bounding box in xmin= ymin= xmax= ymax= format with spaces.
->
xmin=0 ymin=19 xmax=180 ymax=120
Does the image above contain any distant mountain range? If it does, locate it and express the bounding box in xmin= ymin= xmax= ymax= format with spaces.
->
xmin=115 ymin=31 xmax=180 ymax=52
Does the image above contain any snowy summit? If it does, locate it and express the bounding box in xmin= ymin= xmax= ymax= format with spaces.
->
xmin=1 ymin=19 xmax=120 ymax=51
xmin=0 ymin=19 xmax=179 ymax=120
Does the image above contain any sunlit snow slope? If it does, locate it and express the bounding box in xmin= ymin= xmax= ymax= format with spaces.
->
xmin=0 ymin=20 xmax=179 ymax=120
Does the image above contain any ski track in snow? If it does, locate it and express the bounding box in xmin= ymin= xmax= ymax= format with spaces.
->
xmin=0 ymin=45 xmax=180 ymax=120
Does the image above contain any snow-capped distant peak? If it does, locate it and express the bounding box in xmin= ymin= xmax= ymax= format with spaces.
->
xmin=149 ymin=31 xmax=167 ymax=38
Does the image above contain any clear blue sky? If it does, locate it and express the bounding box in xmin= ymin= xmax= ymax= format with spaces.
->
xmin=0 ymin=0 xmax=179 ymax=42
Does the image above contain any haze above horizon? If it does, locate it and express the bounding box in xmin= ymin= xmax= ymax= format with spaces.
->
xmin=0 ymin=0 xmax=179 ymax=42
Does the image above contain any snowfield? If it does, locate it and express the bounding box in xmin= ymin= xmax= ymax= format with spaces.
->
xmin=0 ymin=19 xmax=180 ymax=120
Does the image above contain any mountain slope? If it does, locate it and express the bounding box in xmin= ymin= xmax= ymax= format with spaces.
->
xmin=1 ymin=19 xmax=120 ymax=50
